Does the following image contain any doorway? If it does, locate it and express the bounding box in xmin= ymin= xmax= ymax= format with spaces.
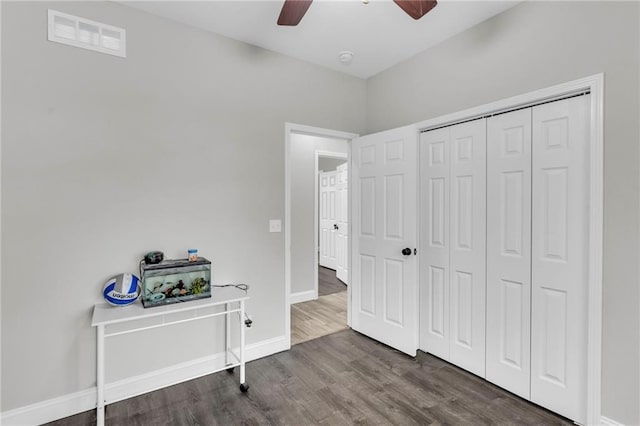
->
xmin=284 ymin=124 xmax=358 ymax=348
xmin=292 ymin=153 xmax=348 ymax=345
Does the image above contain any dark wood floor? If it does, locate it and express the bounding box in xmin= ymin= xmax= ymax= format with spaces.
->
xmin=49 ymin=330 xmax=571 ymax=426
xmin=318 ymin=266 xmax=347 ymax=296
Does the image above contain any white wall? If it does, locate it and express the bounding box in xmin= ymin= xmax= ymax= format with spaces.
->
xmin=290 ymin=134 xmax=348 ymax=296
xmin=366 ymin=2 xmax=640 ymax=424
xmin=3 ymin=1 xmax=638 ymax=424
xmin=318 ymin=157 xmax=346 ymax=172
xmin=0 ymin=0 xmax=365 ymax=413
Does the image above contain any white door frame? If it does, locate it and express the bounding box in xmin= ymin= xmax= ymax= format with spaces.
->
xmin=315 ymin=150 xmax=348 ymax=295
xmin=415 ymin=74 xmax=604 ymax=425
xmin=284 ymin=123 xmax=358 ymax=349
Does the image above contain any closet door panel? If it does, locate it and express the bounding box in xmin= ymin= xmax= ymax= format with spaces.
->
xmin=449 ymin=119 xmax=486 ymax=377
xmin=486 ymin=109 xmax=532 ymax=399
xmin=419 ymin=128 xmax=450 ymax=359
xmin=531 ymin=95 xmax=589 ymax=423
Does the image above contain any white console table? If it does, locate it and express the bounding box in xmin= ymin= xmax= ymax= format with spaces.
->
xmin=91 ymin=287 xmax=249 ymax=426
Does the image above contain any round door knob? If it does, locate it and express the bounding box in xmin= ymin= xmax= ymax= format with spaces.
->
xmin=402 ymin=248 xmax=411 ymax=256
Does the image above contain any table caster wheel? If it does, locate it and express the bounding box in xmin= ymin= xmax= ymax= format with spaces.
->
xmin=226 ymin=367 xmax=235 ymax=374
xmin=240 ymin=383 xmax=249 ymax=393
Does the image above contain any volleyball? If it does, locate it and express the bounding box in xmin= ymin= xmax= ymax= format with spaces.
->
xmin=103 ymin=273 xmax=141 ymax=306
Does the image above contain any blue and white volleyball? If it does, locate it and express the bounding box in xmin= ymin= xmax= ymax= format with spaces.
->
xmin=103 ymin=273 xmax=141 ymax=306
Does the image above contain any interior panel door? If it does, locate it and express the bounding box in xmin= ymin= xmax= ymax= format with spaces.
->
xmin=336 ymin=163 xmax=349 ymax=284
xmin=419 ymin=127 xmax=450 ymax=360
xmin=351 ymin=125 xmax=418 ymax=356
xmin=530 ymin=95 xmax=590 ymax=423
xmin=486 ymin=108 xmax=532 ymax=399
xmin=448 ymin=119 xmax=486 ymax=377
xmin=319 ymin=170 xmax=337 ymax=269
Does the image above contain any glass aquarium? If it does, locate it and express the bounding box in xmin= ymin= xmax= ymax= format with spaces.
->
xmin=141 ymin=258 xmax=211 ymax=308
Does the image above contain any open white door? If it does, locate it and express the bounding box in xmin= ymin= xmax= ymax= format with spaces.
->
xmin=351 ymin=125 xmax=418 ymax=356
xmin=319 ymin=170 xmax=337 ymax=269
xmin=336 ymin=163 xmax=349 ymax=284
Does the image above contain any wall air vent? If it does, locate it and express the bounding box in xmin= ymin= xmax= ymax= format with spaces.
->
xmin=47 ymin=9 xmax=126 ymax=58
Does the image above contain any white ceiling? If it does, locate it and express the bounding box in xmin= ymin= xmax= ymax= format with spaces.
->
xmin=122 ymin=0 xmax=520 ymax=79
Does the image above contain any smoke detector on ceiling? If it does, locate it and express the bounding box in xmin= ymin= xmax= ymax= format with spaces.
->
xmin=338 ymin=51 xmax=354 ymax=65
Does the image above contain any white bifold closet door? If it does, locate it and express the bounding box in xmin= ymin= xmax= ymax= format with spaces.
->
xmin=486 ymin=108 xmax=533 ymax=399
xmin=486 ymin=95 xmax=590 ymax=423
xmin=420 ymin=119 xmax=486 ymax=377
xmin=319 ymin=170 xmax=337 ymax=270
xmin=530 ymin=95 xmax=589 ymax=423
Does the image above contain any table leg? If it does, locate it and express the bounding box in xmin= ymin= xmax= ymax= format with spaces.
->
xmin=225 ymin=302 xmax=230 ymax=366
xmin=239 ymin=300 xmax=248 ymax=392
xmin=97 ymin=324 xmax=105 ymax=426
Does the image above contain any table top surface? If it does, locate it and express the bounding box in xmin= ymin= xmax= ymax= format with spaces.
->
xmin=92 ymin=286 xmax=249 ymax=326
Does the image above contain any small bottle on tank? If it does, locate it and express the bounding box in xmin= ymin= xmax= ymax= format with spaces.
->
xmin=188 ymin=249 xmax=198 ymax=262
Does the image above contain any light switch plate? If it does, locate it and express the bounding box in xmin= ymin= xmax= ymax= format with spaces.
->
xmin=269 ymin=219 xmax=282 ymax=233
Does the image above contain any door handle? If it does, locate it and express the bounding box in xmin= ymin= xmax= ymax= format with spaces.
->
xmin=334 ymin=224 xmax=339 ymax=230
xmin=402 ymin=248 xmax=411 ymax=256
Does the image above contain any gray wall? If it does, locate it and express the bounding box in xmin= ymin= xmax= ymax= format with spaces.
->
xmin=290 ymin=134 xmax=348 ymax=295
xmin=366 ymin=1 xmax=640 ymax=424
xmin=3 ymin=0 xmax=638 ymax=423
xmin=318 ymin=157 xmax=347 ymax=172
xmin=1 ymin=1 xmax=365 ymax=411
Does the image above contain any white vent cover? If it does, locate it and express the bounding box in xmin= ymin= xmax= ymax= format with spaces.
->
xmin=48 ymin=9 xmax=126 ymax=58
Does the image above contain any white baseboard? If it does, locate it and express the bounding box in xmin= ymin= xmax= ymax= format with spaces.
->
xmin=0 ymin=388 xmax=96 ymax=426
xmin=290 ymin=290 xmax=316 ymax=304
xmin=105 ymin=352 xmax=228 ymax=405
xmin=247 ymin=334 xmax=289 ymax=359
xmin=600 ymin=416 xmax=625 ymax=426
xmin=0 ymin=334 xmax=287 ymax=426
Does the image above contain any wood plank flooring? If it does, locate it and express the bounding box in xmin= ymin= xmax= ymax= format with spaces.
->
xmin=291 ymin=291 xmax=348 ymax=345
xmin=318 ymin=266 xmax=347 ymax=296
xmin=49 ymin=330 xmax=572 ymax=426
xmin=291 ymin=266 xmax=348 ymax=345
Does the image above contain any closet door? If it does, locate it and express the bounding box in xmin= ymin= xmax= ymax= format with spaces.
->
xmin=419 ymin=127 xmax=450 ymax=360
xmin=486 ymin=109 xmax=532 ymax=399
xmin=449 ymin=119 xmax=486 ymax=376
xmin=419 ymin=119 xmax=486 ymax=376
xmin=530 ymin=95 xmax=589 ymax=423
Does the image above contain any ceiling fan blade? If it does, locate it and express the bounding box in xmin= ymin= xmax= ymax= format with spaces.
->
xmin=277 ymin=0 xmax=313 ymax=26
xmin=393 ymin=0 xmax=437 ymax=20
